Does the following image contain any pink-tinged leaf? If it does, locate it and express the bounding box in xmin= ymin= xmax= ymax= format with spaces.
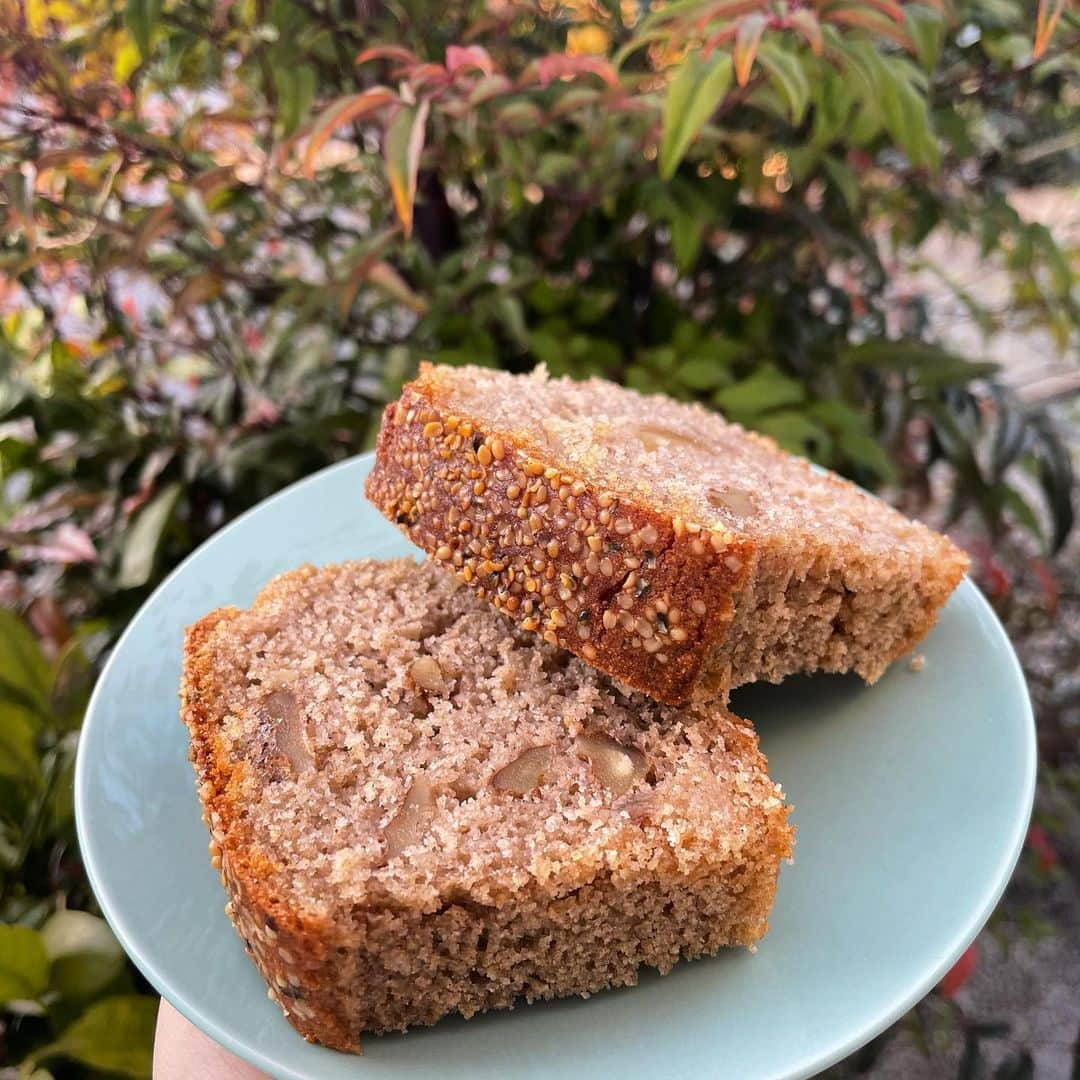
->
xmin=701 ymin=23 xmax=739 ymax=58
xmin=303 ymin=88 xmax=396 ymax=180
xmin=695 ymin=0 xmax=766 ymax=32
xmin=790 ymin=8 xmax=824 ymax=54
xmin=734 ymin=12 xmax=768 ymax=85
xmin=384 ymin=99 xmax=430 ymax=237
xmin=241 ymin=395 xmax=282 ymax=429
xmin=1034 ymin=0 xmax=1068 ymax=58
xmin=530 ymin=53 xmax=620 ymax=89
xmin=821 ymin=0 xmax=906 ymax=21
xmin=356 ymin=45 xmax=419 ymax=67
xmin=446 ymin=44 xmax=496 ymax=76
xmin=824 ymin=7 xmax=915 ymax=49
xmin=30 ymin=524 xmax=98 ymax=565
xmin=938 ymin=943 xmax=978 ymax=999
xmin=407 ymin=62 xmax=452 ymax=92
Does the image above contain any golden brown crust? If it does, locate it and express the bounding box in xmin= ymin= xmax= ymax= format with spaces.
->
xmin=180 ymin=561 xmax=794 ymax=1050
xmin=182 ymin=612 xmax=356 ymax=1051
xmin=366 ymin=384 xmax=753 ymax=705
xmin=366 ymin=370 xmax=969 ymax=705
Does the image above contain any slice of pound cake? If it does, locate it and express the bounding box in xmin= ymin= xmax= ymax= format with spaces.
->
xmin=367 ymin=364 xmax=968 ymax=705
xmin=181 ymin=559 xmax=793 ymax=1050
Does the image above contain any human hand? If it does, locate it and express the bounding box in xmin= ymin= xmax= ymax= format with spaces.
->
xmin=153 ymin=999 xmax=269 ymax=1079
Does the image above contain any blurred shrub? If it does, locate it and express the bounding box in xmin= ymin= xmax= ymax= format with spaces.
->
xmin=0 ymin=609 xmax=156 ymax=1076
xmin=0 ymin=0 xmax=1077 ymax=1074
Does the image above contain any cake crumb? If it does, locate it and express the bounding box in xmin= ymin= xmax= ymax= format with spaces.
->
xmin=367 ymin=364 xmax=970 ymax=704
xmin=180 ymin=558 xmax=795 ymax=1049
xmin=908 ymin=653 xmax=926 ymax=672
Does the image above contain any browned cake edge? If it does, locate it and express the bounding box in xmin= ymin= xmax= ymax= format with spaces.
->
xmin=182 ymin=608 xmax=358 ymax=1051
xmin=366 ymin=382 xmax=753 ymax=705
xmin=366 ymin=376 xmax=968 ymax=705
xmin=181 ymin=589 xmax=793 ymax=1051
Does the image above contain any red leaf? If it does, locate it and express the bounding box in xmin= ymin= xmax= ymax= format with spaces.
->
xmin=356 ymin=45 xmax=419 ymax=67
xmin=27 ymin=596 xmax=71 ymax=654
xmin=939 ymin=943 xmax=978 ymax=999
xmin=530 ymin=53 xmax=619 ymax=89
xmin=734 ymin=12 xmax=768 ymax=85
xmin=1034 ymin=0 xmax=1068 ymax=58
xmin=446 ymin=44 xmax=496 ymax=76
xmin=302 ymin=88 xmax=396 ymax=180
xmin=1027 ymin=825 xmax=1059 ymax=871
xmin=1029 ymin=557 xmax=1060 ymax=615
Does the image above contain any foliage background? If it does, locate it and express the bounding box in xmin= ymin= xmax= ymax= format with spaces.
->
xmin=0 ymin=0 xmax=1077 ymax=1075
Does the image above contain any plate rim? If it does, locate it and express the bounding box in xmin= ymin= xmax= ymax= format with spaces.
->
xmin=74 ymin=451 xmax=1037 ymax=1080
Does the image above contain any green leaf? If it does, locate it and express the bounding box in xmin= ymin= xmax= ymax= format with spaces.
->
xmin=1029 ymin=223 xmax=1072 ymax=295
xmin=1000 ymin=486 xmax=1043 ymax=542
xmin=676 ymin=356 xmax=732 ymax=391
xmin=274 ymin=65 xmax=317 ymax=137
xmin=0 ymin=609 xmax=51 ymax=712
xmin=893 ymin=74 xmax=940 ymax=170
xmin=496 ymin=100 xmax=544 ymax=132
xmin=823 ymin=156 xmax=860 ymax=213
xmin=905 ymin=5 xmax=945 ymax=70
xmin=660 ymin=53 xmax=733 ymax=180
xmin=0 ymin=924 xmax=49 ymax=1004
xmin=528 ymin=280 xmax=573 ymax=314
xmin=35 ymin=997 xmax=158 ymax=1079
xmin=670 ymin=207 xmax=705 ymax=272
xmin=694 ymin=336 xmax=751 ymax=366
xmin=757 ymin=42 xmax=811 ymax=125
xmin=384 ymin=99 xmax=429 ymax=238
xmin=535 ymin=153 xmax=580 ymax=185
xmin=1032 ymin=417 xmax=1075 ymax=553
xmin=493 ymin=295 xmax=528 ymax=346
xmin=753 ymin=410 xmax=832 ymax=458
xmin=809 ymin=399 xmax=870 ymax=432
xmin=41 ymin=911 xmax=127 ymax=1002
xmin=118 ymin=482 xmax=182 ymax=590
xmin=574 ymin=290 xmax=617 ymax=325
xmin=0 ymin=699 xmax=41 ymax=782
xmin=124 ymin=0 xmax=163 ymax=60
xmin=811 ymin=67 xmax=853 ymax=148
xmin=838 ymin=429 xmax=897 ymax=481
xmin=713 ymin=365 xmax=806 ymax=418
xmin=625 ymin=364 xmax=664 ymax=394
xmin=529 ymin=328 xmax=566 ymax=368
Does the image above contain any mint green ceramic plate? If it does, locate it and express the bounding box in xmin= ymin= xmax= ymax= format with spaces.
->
xmin=75 ymin=453 xmax=1035 ymax=1080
